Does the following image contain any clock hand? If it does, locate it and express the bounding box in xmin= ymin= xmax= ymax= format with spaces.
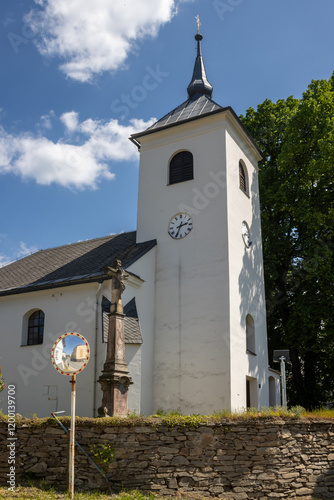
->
xmin=175 ymin=221 xmax=187 ymax=237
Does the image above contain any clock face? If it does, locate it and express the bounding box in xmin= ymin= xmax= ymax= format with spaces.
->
xmin=242 ymin=221 xmax=252 ymax=248
xmin=168 ymin=213 xmax=193 ymax=239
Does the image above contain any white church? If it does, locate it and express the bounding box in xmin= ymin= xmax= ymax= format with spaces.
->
xmin=0 ymin=31 xmax=280 ymax=418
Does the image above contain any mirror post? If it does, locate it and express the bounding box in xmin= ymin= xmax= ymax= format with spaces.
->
xmin=50 ymin=332 xmax=90 ymax=494
xmin=273 ymin=350 xmax=290 ymax=408
xmin=279 ymin=356 xmax=287 ymax=408
xmin=69 ymin=374 xmax=76 ymax=499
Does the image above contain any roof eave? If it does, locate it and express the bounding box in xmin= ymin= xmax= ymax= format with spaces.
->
xmin=130 ymin=106 xmax=229 ymax=141
xmin=0 ymin=274 xmax=109 ymax=297
xmin=0 ymin=269 xmax=144 ymax=298
xmin=130 ymin=106 xmax=263 ymax=160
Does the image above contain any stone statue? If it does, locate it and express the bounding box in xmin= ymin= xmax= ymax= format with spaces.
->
xmin=104 ymin=259 xmax=129 ymax=313
xmin=98 ymin=258 xmax=132 ymax=417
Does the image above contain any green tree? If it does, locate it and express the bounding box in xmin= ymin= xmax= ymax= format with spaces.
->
xmin=240 ymin=75 xmax=334 ymax=409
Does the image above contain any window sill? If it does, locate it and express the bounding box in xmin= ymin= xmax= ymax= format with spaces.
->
xmin=239 ymin=187 xmax=250 ymax=198
xmin=168 ymin=178 xmax=194 ymax=186
xmin=20 ymin=343 xmax=43 ymax=347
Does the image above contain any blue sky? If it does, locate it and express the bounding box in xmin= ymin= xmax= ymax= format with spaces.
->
xmin=1 ymin=0 xmax=333 ymax=266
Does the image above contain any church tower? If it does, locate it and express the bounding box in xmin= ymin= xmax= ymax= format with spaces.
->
xmin=131 ymin=28 xmax=271 ymax=414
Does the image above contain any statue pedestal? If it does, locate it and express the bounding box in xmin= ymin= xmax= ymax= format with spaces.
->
xmin=98 ymin=373 xmax=131 ymax=418
xmin=98 ymin=311 xmax=132 ymax=417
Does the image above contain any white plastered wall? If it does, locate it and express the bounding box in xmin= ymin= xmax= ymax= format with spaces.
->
xmin=0 ymin=284 xmax=101 ymax=418
xmin=127 ymin=246 xmax=156 ymax=415
xmin=224 ymin=120 xmax=270 ymax=410
xmin=137 ymin=115 xmax=237 ymax=414
xmin=0 ymin=246 xmax=156 ymax=418
xmin=136 ymin=110 xmax=271 ymax=413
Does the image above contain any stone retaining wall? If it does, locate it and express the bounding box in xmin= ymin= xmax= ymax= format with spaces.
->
xmin=0 ymin=419 xmax=333 ymax=499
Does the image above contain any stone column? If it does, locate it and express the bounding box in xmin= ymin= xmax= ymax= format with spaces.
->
xmin=98 ymin=260 xmax=132 ymax=417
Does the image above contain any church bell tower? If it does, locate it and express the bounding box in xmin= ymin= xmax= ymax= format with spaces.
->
xmin=131 ymin=26 xmax=271 ymax=414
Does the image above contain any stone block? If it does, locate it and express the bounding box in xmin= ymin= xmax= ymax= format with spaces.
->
xmin=209 ymin=486 xmax=225 ymax=493
xmin=151 ymin=459 xmax=169 ymax=467
xmin=26 ymin=461 xmax=47 ymax=474
xmin=168 ymin=478 xmax=178 ymax=489
xmin=157 ymin=446 xmax=179 ymax=455
xmin=295 ymin=487 xmax=313 ymax=496
xmin=171 ymin=455 xmax=190 ymax=465
xmin=175 ymin=471 xmax=191 ymax=478
xmin=280 ymin=472 xmax=299 ymax=479
xmin=179 ymin=476 xmax=195 ymax=487
xmin=257 ymin=473 xmax=276 ymax=480
xmin=136 ymin=434 xmax=149 ymax=442
xmin=313 ymin=486 xmax=331 ymax=493
xmin=31 ymin=452 xmax=51 ymax=459
xmin=44 ymin=428 xmax=64 ymax=434
xmin=198 ymin=434 xmax=215 ymax=447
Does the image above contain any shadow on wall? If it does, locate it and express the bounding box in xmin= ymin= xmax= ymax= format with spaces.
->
xmin=238 ymin=167 xmax=268 ymax=371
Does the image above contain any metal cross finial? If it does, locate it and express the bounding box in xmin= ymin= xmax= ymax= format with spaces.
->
xmin=195 ymin=14 xmax=201 ymax=34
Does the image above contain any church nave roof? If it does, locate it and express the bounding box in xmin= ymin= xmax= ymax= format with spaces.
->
xmin=0 ymin=232 xmax=156 ymax=296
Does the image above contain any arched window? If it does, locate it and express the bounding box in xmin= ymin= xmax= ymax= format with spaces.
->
xmin=27 ymin=310 xmax=44 ymax=345
xmin=246 ymin=314 xmax=255 ymax=354
xmin=169 ymin=151 xmax=193 ymax=185
xmin=239 ymin=160 xmax=247 ymax=194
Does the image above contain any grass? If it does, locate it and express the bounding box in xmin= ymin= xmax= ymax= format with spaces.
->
xmin=0 ymin=486 xmax=206 ymax=500
xmin=303 ymin=407 xmax=334 ymax=419
xmin=1 ymin=406 xmax=334 ymax=429
xmin=140 ymin=405 xmax=334 ymax=426
xmin=0 ymin=486 xmax=161 ymax=500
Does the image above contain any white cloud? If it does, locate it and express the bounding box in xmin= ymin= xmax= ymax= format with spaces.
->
xmin=25 ymin=0 xmax=180 ymax=82
xmin=0 ymin=242 xmax=39 ymax=269
xmin=0 ymin=115 xmax=155 ymax=190
xmin=39 ymin=110 xmax=55 ymax=130
xmin=17 ymin=242 xmax=39 ymax=258
xmin=60 ymin=111 xmax=79 ymax=132
xmin=0 ymin=255 xmax=12 ymax=268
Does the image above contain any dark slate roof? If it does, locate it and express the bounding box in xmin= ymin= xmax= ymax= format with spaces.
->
xmin=123 ymin=297 xmax=138 ymax=318
xmin=0 ymin=232 xmax=156 ymax=296
xmin=102 ymin=296 xmax=142 ymax=344
xmin=144 ymin=95 xmax=224 ymax=133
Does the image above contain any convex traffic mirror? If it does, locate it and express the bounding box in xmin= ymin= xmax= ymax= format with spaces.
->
xmin=51 ymin=332 xmax=90 ymax=376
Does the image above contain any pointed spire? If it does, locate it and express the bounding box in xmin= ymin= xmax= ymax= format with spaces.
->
xmin=187 ymin=22 xmax=213 ymax=100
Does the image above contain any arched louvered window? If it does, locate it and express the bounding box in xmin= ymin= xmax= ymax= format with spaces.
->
xmin=246 ymin=314 xmax=255 ymax=354
xmin=27 ymin=310 xmax=45 ymax=345
xmin=169 ymin=151 xmax=194 ymax=185
xmin=239 ymin=161 xmax=247 ymax=194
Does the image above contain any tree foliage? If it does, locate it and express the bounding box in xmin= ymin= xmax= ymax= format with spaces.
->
xmin=240 ymin=75 xmax=334 ymax=409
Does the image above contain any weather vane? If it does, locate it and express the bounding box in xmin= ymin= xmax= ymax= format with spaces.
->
xmin=195 ymin=14 xmax=201 ymax=34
